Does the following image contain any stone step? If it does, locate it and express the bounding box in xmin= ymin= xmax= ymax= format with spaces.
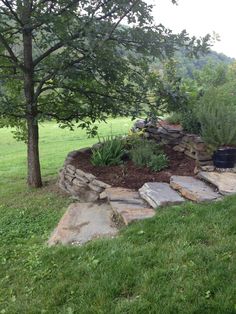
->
xmin=139 ymin=182 xmax=185 ymax=208
xmin=48 ymin=202 xmax=118 ymax=246
xmin=170 ymin=175 xmax=220 ymax=202
xmin=197 ymin=171 xmax=236 ymax=195
xmin=105 ymin=187 xmax=155 ymax=225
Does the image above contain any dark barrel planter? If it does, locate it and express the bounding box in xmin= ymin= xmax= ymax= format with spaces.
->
xmin=213 ymin=148 xmax=236 ymax=168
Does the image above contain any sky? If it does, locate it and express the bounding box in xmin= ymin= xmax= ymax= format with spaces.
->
xmin=146 ymin=0 xmax=236 ymax=58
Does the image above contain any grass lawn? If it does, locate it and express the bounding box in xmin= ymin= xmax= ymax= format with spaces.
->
xmin=0 ymin=118 xmax=236 ymax=313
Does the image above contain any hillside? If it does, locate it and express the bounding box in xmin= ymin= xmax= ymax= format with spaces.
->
xmin=175 ymin=50 xmax=234 ymax=78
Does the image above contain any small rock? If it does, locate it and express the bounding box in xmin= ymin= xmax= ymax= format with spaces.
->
xmin=146 ymin=127 xmax=159 ymax=135
xmin=75 ymin=169 xmax=86 ymax=177
xmin=65 ymin=174 xmax=75 ymax=183
xmin=73 ymin=178 xmax=87 ymax=188
xmin=74 ymin=174 xmax=89 ymax=184
xmin=66 ymin=164 xmax=76 ymax=175
xmin=194 ymin=166 xmax=199 ymax=175
xmin=184 ymin=150 xmax=197 ymax=160
xmin=200 ymin=165 xmax=215 ymax=172
xmin=58 ymin=169 xmax=65 ymax=179
xmin=173 ymin=145 xmax=185 ymax=153
xmin=92 ymin=179 xmax=111 ymax=189
xmin=88 ymin=183 xmax=104 ymax=193
xmin=106 ymin=187 xmax=155 ymax=225
xmin=198 ymin=160 xmax=214 ymax=167
xmin=99 ymin=191 xmax=108 ymax=200
xmin=196 ymin=152 xmax=212 ymax=161
xmin=64 ymin=182 xmax=78 ymax=196
xmin=84 ymin=172 xmax=96 ymax=181
xmin=193 ymin=142 xmax=207 ymax=152
xmin=134 ymin=119 xmax=146 ymax=129
xmin=161 ymin=124 xmax=183 ymax=133
xmin=148 ymin=133 xmax=161 ymax=140
xmin=139 ymin=182 xmax=185 ymax=208
xmin=58 ymin=181 xmax=68 ymax=193
xmin=170 ymin=175 xmax=220 ymax=202
xmin=197 ymin=171 xmax=236 ymax=195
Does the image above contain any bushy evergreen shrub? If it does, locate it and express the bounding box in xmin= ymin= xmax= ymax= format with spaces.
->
xmin=198 ymin=84 xmax=236 ymax=150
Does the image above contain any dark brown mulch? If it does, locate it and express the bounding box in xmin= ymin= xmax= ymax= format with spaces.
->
xmin=71 ymin=145 xmax=195 ymax=190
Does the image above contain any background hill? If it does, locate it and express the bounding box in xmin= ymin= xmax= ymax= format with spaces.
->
xmin=175 ymin=49 xmax=234 ymax=78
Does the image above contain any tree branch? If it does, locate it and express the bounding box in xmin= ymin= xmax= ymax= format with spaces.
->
xmin=0 ymin=33 xmax=25 ymax=71
xmin=104 ymin=1 xmax=139 ymax=40
xmin=0 ymin=0 xmax=24 ymax=26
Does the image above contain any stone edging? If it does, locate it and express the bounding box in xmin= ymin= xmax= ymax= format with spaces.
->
xmin=58 ymin=148 xmax=110 ymax=201
xmin=133 ymin=120 xmax=212 ymax=167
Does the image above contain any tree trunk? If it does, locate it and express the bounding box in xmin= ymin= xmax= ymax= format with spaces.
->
xmin=27 ymin=116 xmax=42 ymax=187
xmin=23 ymin=4 xmax=42 ymax=187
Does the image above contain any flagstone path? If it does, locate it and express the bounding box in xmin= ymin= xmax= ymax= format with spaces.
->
xmin=49 ymin=171 xmax=236 ymax=246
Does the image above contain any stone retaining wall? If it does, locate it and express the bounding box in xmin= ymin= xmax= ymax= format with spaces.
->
xmin=133 ymin=120 xmax=212 ymax=166
xmin=58 ymin=149 xmax=110 ymax=201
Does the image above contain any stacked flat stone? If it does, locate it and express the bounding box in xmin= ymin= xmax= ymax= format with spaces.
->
xmin=58 ymin=148 xmax=111 ymax=202
xmin=133 ymin=119 xmax=212 ymax=167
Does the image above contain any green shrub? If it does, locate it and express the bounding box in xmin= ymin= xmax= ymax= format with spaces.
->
xmin=166 ymin=112 xmax=182 ymax=125
xmin=148 ymin=154 xmax=169 ymax=172
xmin=130 ymin=142 xmax=154 ymax=167
xmin=91 ymin=136 xmax=126 ymax=166
xmin=125 ymin=130 xmax=145 ymax=151
xmin=130 ymin=139 xmax=169 ymax=171
xmin=180 ymin=108 xmax=201 ymax=134
xmin=198 ymin=84 xmax=236 ymax=150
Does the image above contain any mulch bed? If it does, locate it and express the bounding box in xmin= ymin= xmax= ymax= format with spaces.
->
xmin=71 ymin=145 xmax=195 ymax=190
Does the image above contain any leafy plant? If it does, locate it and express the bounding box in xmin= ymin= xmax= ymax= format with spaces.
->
xmin=125 ymin=129 xmax=145 ymax=150
xmin=130 ymin=139 xmax=169 ymax=171
xmin=166 ymin=112 xmax=182 ymax=125
xmin=130 ymin=142 xmax=154 ymax=167
xmin=180 ymin=109 xmax=201 ymax=134
xmin=91 ymin=136 xmax=126 ymax=166
xmin=162 ymin=61 xmax=203 ymax=134
xmin=197 ymin=83 xmax=236 ymax=150
xmin=148 ymin=154 xmax=169 ymax=172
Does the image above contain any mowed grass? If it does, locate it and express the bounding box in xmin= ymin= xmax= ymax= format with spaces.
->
xmin=0 ymin=118 xmax=236 ymax=313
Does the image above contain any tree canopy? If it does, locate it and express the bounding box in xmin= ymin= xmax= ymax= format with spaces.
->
xmin=0 ymin=0 xmax=211 ymax=187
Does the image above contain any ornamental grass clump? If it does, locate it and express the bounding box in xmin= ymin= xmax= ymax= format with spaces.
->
xmin=91 ymin=136 xmax=126 ymax=166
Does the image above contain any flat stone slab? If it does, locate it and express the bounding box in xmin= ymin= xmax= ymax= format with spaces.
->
xmin=139 ymin=182 xmax=185 ymax=208
xmin=198 ymin=171 xmax=236 ymax=195
xmin=48 ymin=202 xmax=117 ymax=246
xmin=170 ymin=176 xmax=220 ymax=202
xmin=106 ymin=187 xmax=155 ymax=225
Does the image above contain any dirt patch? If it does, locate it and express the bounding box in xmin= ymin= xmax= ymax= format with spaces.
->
xmin=70 ymin=145 xmax=195 ymax=190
